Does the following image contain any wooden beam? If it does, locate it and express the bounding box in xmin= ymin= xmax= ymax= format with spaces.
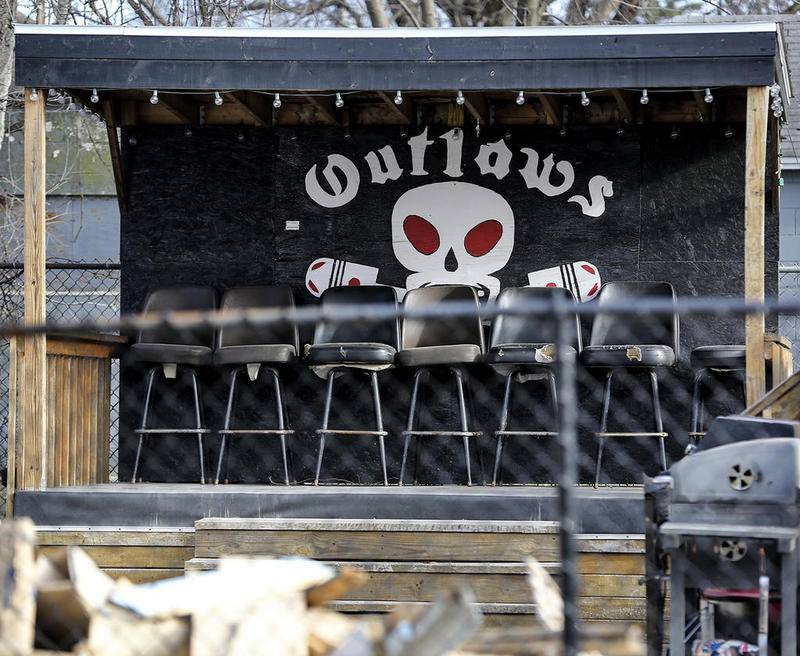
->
xmin=692 ymin=91 xmax=711 ymax=123
xmin=301 ymin=93 xmax=341 ymax=126
xmin=611 ymin=90 xmax=636 ymax=123
xmin=223 ymin=92 xmax=272 ymax=127
xmin=156 ymin=92 xmax=198 ymax=124
xmin=375 ymin=92 xmax=414 ymax=125
xmin=536 ymin=94 xmax=562 ymax=126
xmin=744 ymin=85 xmax=769 ymax=405
xmin=21 ymin=88 xmax=47 ymax=491
xmin=463 ymin=93 xmax=489 ymax=126
xmin=101 ymin=101 xmax=127 ymax=216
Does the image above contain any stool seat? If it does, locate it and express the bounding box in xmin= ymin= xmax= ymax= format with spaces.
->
xmin=690 ymin=345 xmax=745 ymax=370
xmin=486 ymin=343 xmax=576 ymax=367
xmin=129 ymin=343 xmax=213 ymax=366
xmin=397 ymin=344 xmax=482 ymax=367
xmin=581 ymin=344 xmax=676 ymax=368
xmin=306 ymin=342 xmax=396 ymax=367
xmin=214 ymin=344 xmax=296 ymax=366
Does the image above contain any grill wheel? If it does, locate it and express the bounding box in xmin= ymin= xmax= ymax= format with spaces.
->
xmin=728 ymin=463 xmax=755 ymax=491
xmin=718 ymin=539 xmax=748 ymax=562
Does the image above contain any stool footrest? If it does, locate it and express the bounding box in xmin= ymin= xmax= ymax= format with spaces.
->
xmin=402 ymin=430 xmax=482 ymax=437
xmin=496 ymin=430 xmax=557 ymax=437
xmin=316 ymin=429 xmax=388 ymax=436
xmin=219 ymin=429 xmax=294 ymax=435
xmin=596 ymin=431 xmax=668 ymax=438
xmin=135 ymin=428 xmax=211 ymax=434
xmin=688 ymin=431 xmax=707 ymax=438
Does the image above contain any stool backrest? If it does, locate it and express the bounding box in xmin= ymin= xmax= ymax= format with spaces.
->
xmin=490 ymin=286 xmax=582 ymax=351
xmin=401 ymin=285 xmax=484 ymax=351
xmin=218 ymin=286 xmax=299 ymax=351
xmin=137 ymin=286 xmax=217 ymax=347
xmin=588 ymin=281 xmax=679 ymax=354
xmin=313 ymin=286 xmax=400 ymax=348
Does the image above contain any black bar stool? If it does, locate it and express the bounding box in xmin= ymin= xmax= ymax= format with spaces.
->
xmin=486 ymin=286 xmax=581 ymax=485
xmin=306 ymin=286 xmax=400 ymax=486
xmin=213 ymin=286 xmax=299 ymax=485
xmin=129 ymin=286 xmax=217 ymax=484
xmin=397 ymin=285 xmax=485 ymax=486
xmin=579 ymin=281 xmax=679 ymax=487
xmin=689 ymin=345 xmax=746 ymax=444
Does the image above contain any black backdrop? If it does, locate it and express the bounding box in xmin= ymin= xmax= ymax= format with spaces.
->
xmin=118 ymin=124 xmax=778 ymax=485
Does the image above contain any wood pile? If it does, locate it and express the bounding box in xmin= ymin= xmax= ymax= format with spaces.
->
xmin=0 ymin=520 xmax=645 ymax=656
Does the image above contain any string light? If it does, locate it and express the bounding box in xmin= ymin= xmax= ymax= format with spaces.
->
xmin=580 ymin=91 xmax=590 ymax=107
xmin=640 ymin=89 xmax=649 ymax=105
xmin=559 ymin=127 xmax=567 ymax=138
xmin=214 ymin=92 xmax=223 ymax=106
xmin=128 ymin=135 xmax=137 ymax=146
xmin=516 ymin=91 xmax=525 ymax=106
xmin=504 ymin=129 xmax=512 ymax=141
xmin=237 ymin=130 xmax=245 ymax=142
xmin=703 ymin=88 xmax=713 ymax=104
xmin=616 ymin=124 xmax=625 ymax=137
xmin=456 ymin=90 xmax=465 ymax=106
xmin=394 ymin=91 xmax=403 ymax=105
xmin=273 ymin=93 xmax=282 ymax=109
xmin=475 ymin=119 xmax=480 ymax=139
xmin=150 ymin=90 xmax=159 ymax=105
xmin=670 ymin=125 xmax=679 ymax=140
xmin=335 ymin=92 xmax=345 ymax=109
xmin=724 ymin=125 xmax=733 ymax=139
xmin=184 ymin=126 xmax=192 ymax=137
xmin=29 ymin=89 xmax=38 ymax=101
xmin=90 ymin=88 xmax=99 ymax=104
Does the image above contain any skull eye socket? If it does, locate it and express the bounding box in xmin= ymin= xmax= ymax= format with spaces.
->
xmin=403 ymin=215 xmax=440 ymax=256
xmin=464 ymin=220 xmax=503 ymax=257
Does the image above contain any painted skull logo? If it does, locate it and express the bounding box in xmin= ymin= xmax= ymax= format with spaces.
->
xmin=391 ymin=181 xmax=514 ymax=299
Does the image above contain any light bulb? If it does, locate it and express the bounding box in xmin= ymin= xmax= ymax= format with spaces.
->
xmin=128 ymin=135 xmax=137 ymax=146
xmin=724 ymin=126 xmax=733 ymax=139
xmin=616 ymin=125 xmax=625 ymax=137
xmin=456 ymin=90 xmax=465 ymax=106
xmin=237 ymin=131 xmax=245 ymax=142
xmin=273 ymin=93 xmax=282 ymax=109
xmin=770 ymin=84 xmax=781 ymax=97
xmin=504 ymin=130 xmax=512 ymax=141
xmin=184 ymin=126 xmax=192 ymax=137
xmin=150 ymin=90 xmax=159 ymax=105
xmin=774 ymin=108 xmax=783 ymax=118
xmin=516 ymin=91 xmax=525 ymax=106
xmin=475 ymin=120 xmax=480 ymax=138
xmin=90 ymin=88 xmax=99 ymax=104
xmin=580 ymin=91 xmax=590 ymax=107
xmin=29 ymin=89 xmax=38 ymax=101
xmin=394 ymin=91 xmax=403 ymax=105
xmin=335 ymin=92 xmax=344 ymax=109
xmin=640 ymin=89 xmax=649 ymax=105
xmin=670 ymin=126 xmax=679 ymax=140
xmin=559 ymin=127 xmax=567 ymax=138
xmin=214 ymin=92 xmax=223 ymax=106
xmin=703 ymin=88 xmax=713 ymax=104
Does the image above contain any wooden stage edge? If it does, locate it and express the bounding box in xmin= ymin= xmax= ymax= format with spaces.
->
xmin=14 ymin=483 xmax=643 ymax=532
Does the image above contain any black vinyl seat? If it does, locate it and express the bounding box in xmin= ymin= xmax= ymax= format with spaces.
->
xmin=398 ymin=285 xmax=486 ymax=486
xmin=688 ymin=345 xmax=746 ymax=444
xmin=213 ymin=286 xmax=299 ymax=486
xmin=128 ymin=285 xmax=217 ymax=484
xmin=308 ymin=286 xmax=400 ymax=486
xmin=487 ymin=287 xmax=581 ymax=485
xmin=579 ymin=281 xmax=679 ymax=487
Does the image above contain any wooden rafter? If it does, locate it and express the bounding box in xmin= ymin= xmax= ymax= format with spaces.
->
xmin=536 ymin=94 xmax=562 ymax=126
xmin=692 ymin=91 xmax=712 ymax=123
xmin=375 ymin=91 xmax=414 ymax=125
xmin=154 ymin=92 xmax=197 ymax=124
xmin=223 ymin=92 xmax=272 ymax=127
xmin=611 ymin=90 xmax=636 ymax=123
xmin=463 ymin=93 xmax=489 ymax=126
xmin=301 ymin=93 xmax=341 ymax=126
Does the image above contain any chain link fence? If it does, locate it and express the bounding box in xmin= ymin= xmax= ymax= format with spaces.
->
xmin=779 ymin=263 xmax=800 ymax=366
xmin=0 ymin=262 xmax=121 ymax=514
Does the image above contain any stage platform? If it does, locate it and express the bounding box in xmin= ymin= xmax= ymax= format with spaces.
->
xmin=13 ymin=483 xmax=643 ymax=533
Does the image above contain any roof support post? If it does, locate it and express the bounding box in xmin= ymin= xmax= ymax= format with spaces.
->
xmin=744 ymin=85 xmax=768 ymax=405
xmin=20 ymin=87 xmax=48 ymax=491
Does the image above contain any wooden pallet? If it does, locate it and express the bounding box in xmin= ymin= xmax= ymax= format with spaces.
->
xmin=187 ymin=518 xmax=646 ymax=625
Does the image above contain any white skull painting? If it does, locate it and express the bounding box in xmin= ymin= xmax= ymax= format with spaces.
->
xmin=391 ymin=181 xmax=514 ymax=300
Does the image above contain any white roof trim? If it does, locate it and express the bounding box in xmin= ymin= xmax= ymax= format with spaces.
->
xmin=781 ymin=156 xmax=800 ymax=170
xmin=13 ymin=22 xmax=779 ymax=39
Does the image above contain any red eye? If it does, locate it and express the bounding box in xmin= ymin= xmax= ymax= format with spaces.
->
xmin=464 ymin=220 xmax=503 ymax=257
xmin=403 ymin=215 xmax=440 ymax=255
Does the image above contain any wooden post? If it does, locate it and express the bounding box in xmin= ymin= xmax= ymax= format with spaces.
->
xmin=21 ymin=88 xmax=47 ymax=491
xmin=744 ymin=86 xmax=769 ymax=405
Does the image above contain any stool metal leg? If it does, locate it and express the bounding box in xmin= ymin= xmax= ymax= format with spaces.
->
xmin=315 ymin=370 xmax=337 ymax=486
xmin=400 ymin=368 xmax=424 ymax=486
xmin=369 ymin=371 xmax=389 ymax=486
xmin=215 ymin=368 xmax=239 ymax=485
xmin=493 ymin=372 xmax=514 ymax=485
xmin=464 ymin=370 xmax=485 ymax=485
xmin=132 ymin=366 xmax=158 ymax=484
xmin=690 ymin=369 xmax=705 ymax=438
xmin=189 ymin=369 xmax=206 ymax=484
xmin=594 ymin=369 xmax=614 ymax=488
xmin=453 ymin=367 xmax=473 ymax=486
xmin=547 ymin=370 xmax=559 ymax=428
xmin=267 ymin=367 xmax=291 ymax=486
xmin=277 ymin=374 xmax=295 ymax=483
xmin=649 ymin=368 xmax=668 ymax=472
